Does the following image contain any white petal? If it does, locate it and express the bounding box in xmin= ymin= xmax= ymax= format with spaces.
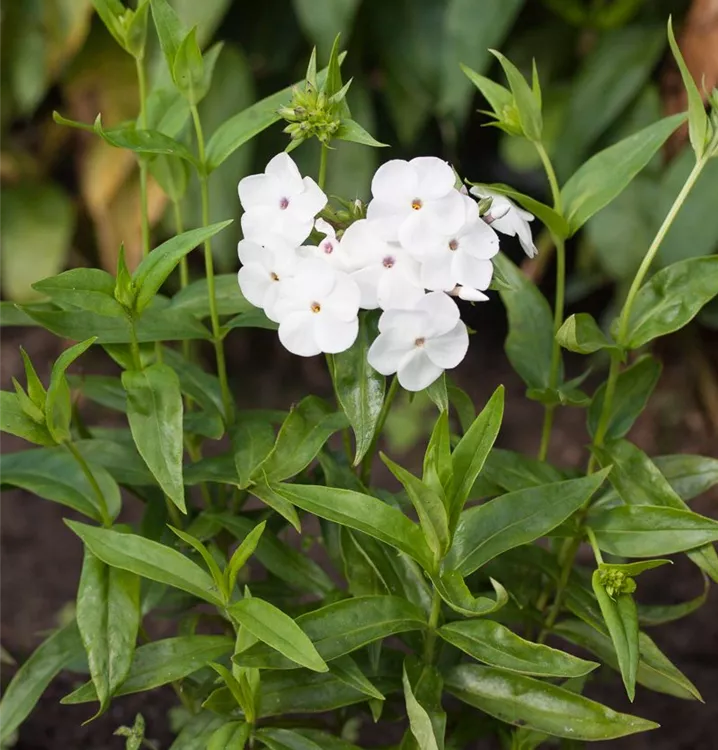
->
xmin=314 ymin=217 xmax=335 ymax=239
xmin=237 ymin=239 xmax=266 ymax=266
xmin=425 ymin=320 xmax=469 ymax=369
xmin=378 ymin=308 xmax=426 ymax=338
xmin=420 ymin=254 xmax=456 ymax=292
xmin=367 ymin=328 xmax=415 ymax=375
xmin=417 ymin=291 xmax=460 ymax=337
xmin=290 ymin=176 xmax=328 ymax=218
xmin=371 ymin=159 xmax=418 ymax=204
xmin=457 ymin=285 xmax=489 ymax=302
xmin=458 ymin=220 xmax=500 ymax=260
xmin=516 ymin=219 xmax=538 ymax=258
xmin=238 ymin=174 xmax=283 ymax=210
xmin=340 ymin=219 xmax=391 ymax=269
xmin=264 ymin=152 xmax=304 ymax=194
xmin=237 ymin=264 xmax=272 ymax=309
xmin=397 ymin=348 xmax=443 ymax=391
xmin=315 ymin=314 xmax=358 ymax=353
xmin=324 ymin=272 xmax=361 ymax=321
xmin=377 ymin=273 xmax=425 ymax=310
xmin=365 ymin=200 xmax=408 ymax=242
xmin=454 ymin=254 xmax=494 ymax=291
xmin=278 ymin=311 xmax=321 ymax=356
xmin=421 ymin=190 xmax=466 ymax=235
xmin=350 ymin=265 xmax=383 ymax=309
xmin=411 ymin=156 xmax=456 ymax=199
xmin=242 ymin=206 xmax=312 ymax=247
xmin=397 ymin=213 xmax=446 ymax=259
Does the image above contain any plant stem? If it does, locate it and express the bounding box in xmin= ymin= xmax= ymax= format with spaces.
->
xmin=129 ymin=316 xmax=143 ymax=371
xmin=172 ymin=199 xmax=192 ymax=363
xmin=422 ymin=589 xmax=443 ymax=663
xmin=538 ymin=154 xmax=708 ymax=639
xmin=65 ymin=441 xmax=111 ymax=527
xmin=190 ymin=103 xmax=233 ymax=424
xmin=135 ymin=57 xmax=150 ymax=258
xmin=535 ymin=142 xmax=561 ymax=212
xmin=318 ymin=143 xmax=329 ymax=190
xmin=360 ymin=376 xmax=400 ymax=485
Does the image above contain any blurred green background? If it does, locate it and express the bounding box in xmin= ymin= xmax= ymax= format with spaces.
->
xmin=1 ymin=0 xmax=717 ymax=328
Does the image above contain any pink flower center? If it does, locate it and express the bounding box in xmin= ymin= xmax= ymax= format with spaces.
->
xmin=414 ymin=337 xmax=425 ymax=347
xmin=448 ymin=239 xmax=459 ymax=251
xmin=279 ymin=197 xmax=289 ymax=210
xmin=382 ymin=256 xmax=395 ymax=268
xmin=322 ymin=241 xmax=334 ymax=254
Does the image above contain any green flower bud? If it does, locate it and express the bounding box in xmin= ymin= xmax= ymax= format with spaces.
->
xmin=599 ymin=568 xmax=636 ymax=599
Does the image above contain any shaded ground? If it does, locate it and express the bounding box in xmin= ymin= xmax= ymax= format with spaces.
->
xmin=1 ymin=315 xmax=717 ymax=749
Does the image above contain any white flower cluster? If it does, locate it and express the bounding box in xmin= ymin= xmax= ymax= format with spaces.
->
xmin=237 ymin=153 xmax=535 ymax=391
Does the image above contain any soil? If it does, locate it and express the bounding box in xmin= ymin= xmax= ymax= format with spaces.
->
xmin=2 ymin=305 xmax=717 ymax=749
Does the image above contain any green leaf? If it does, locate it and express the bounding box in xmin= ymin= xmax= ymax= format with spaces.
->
xmin=132 ymin=222 xmax=231 ymax=313
xmin=460 ymin=64 xmax=513 ymax=121
xmin=667 ymin=17 xmax=709 ymax=158
xmin=225 ymin=521 xmax=266 ymax=595
xmin=208 ymin=513 xmax=333 ymax=596
xmin=0 ymin=391 xmax=54 ymax=446
xmin=161 ymin=347 xmax=225 ymax=424
xmin=270 ymin=483 xmax=434 ymax=570
xmin=638 ymin=577 xmax=709 ymax=627
xmin=32 ymin=269 xmax=124 ymax=317
xmin=170 ymin=526 xmax=226 ymax=600
xmin=329 ymin=655 xmax=385 ymax=702
xmin=148 ymin=154 xmax=191 ymax=202
xmin=122 ymin=363 xmax=185 ymax=513
xmin=0 ymin=447 xmax=121 ymax=522
xmin=77 ymin=549 xmax=140 ymax=714
xmin=232 ymin=415 xmax=276 ymax=489
xmin=124 ymin=0 xmax=150 ymax=59
xmin=234 ymin=596 xmax=426 ymax=669
xmin=402 ymin=662 xmax=443 ymax=750
xmin=169 ymin=712 xmax=226 ymax=749
xmin=654 ymin=454 xmax=718 ymax=502
xmin=556 ymin=313 xmax=618 ymax=355
xmin=250 ymin=482 xmax=302 ymax=532
xmin=381 ymin=455 xmax=449 ymax=560
xmin=622 ymin=256 xmax=718 ymax=348
xmin=170 ymin=274 xmax=253 ymax=318
xmin=591 ymin=570 xmax=638 ymax=701
xmin=555 ymin=619 xmax=702 ymax=701
xmin=432 ymin=571 xmax=508 ymax=618
xmin=489 ymin=50 xmax=542 ymax=141
xmin=208 ymin=721 xmax=250 ymax=750
xmin=0 ymin=622 xmax=83 ymax=744
xmin=149 ymin=0 xmax=185 ymax=73
xmin=173 ymin=27 xmax=205 ymax=102
xmin=329 ymin=313 xmax=385 ymax=465
xmin=335 ymin=119 xmax=388 ymax=147
xmin=588 ymin=505 xmax=718 ymax=557
xmin=66 ymin=521 xmax=222 ymax=606
xmin=493 ymin=254 xmax=555 ymax=390
xmin=206 ymin=59 xmax=343 ymax=171
xmin=587 ymin=355 xmax=661 ymax=440
xmin=447 ymin=471 xmax=608 ymax=576
xmin=322 ymin=34 xmax=344 ymax=99
xmin=228 ymin=597 xmax=327 ymax=673
xmin=448 ymin=385 xmax=504 ymax=526
xmin=439 ymin=620 xmax=597 ymax=678
xmin=91 ymin=0 xmax=126 ymax=49
xmin=255 ymin=396 xmax=348 ymax=483
xmin=445 ymin=664 xmax=658 ymax=740
xmin=74 ymin=437 xmax=154 ymax=486
xmin=62 ymin=635 xmax=233 ymax=704
xmin=561 ymin=113 xmax=686 ymax=235
xmin=593 ymin=439 xmax=718 ymax=582
xmin=46 ymin=337 xmax=96 ymax=443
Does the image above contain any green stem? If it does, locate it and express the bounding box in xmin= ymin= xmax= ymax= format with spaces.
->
xmin=190 ymin=103 xmax=233 ymax=424
xmin=172 ymin=199 xmax=192 ymax=363
xmin=65 ymin=441 xmax=111 ymax=527
xmin=586 ymin=527 xmax=604 ymax=565
xmin=360 ymin=376 xmax=400 ymax=485
xmin=318 ymin=143 xmax=329 ymax=190
xmin=129 ymin=316 xmax=143 ymax=371
xmin=535 ymin=141 xmax=561 ymax=212
xmin=135 ymin=57 xmax=150 ymax=258
xmin=422 ymin=589 xmax=443 ymax=663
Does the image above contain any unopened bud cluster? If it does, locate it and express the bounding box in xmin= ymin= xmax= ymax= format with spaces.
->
xmin=279 ymin=83 xmax=342 ymax=146
xmin=599 ymin=568 xmax=637 ymax=599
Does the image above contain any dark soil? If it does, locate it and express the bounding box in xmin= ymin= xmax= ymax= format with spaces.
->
xmin=2 ymin=316 xmax=717 ymax=749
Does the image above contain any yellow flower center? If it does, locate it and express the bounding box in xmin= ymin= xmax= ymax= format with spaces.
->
xmin=411 ymin=198 xmax=423 ymax=210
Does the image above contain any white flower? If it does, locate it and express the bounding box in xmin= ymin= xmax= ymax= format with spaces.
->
xmin=273 ymin=260 xmax=360 ymax=357
xmin=367 ymin=292 xmax=469 ymax=391
xmin=238 ymin=153 xmax=327 ymax=246
xmin=339 ymin=219 xmax=424 ymax=310
xmin=470 ymin=187 xmax=537 ymax=258
xmin=402 ymin=194 xmax=499 ymax=296
xmin=298 ymin=218 xmax=348 ymax=270
xmin=366 ymin=157 xmax=465 ymax=247
xmin=237 ymin=238 xmax=298 ymax=322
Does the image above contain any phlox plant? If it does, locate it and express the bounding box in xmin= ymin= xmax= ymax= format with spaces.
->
xmin=2 ymin=2 xmax=718 ymax=748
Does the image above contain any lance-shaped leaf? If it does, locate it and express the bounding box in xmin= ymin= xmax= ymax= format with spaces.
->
xmin=431 ymin=571 xmax=508 ymax=618
xmin=232 ymin=414 xmax=276 ymax=489
xmin=557 ymin=313 xmax=619 ymax=355
xmin=329 ymin=313 xmax=385 ymax=465
xmin=439 ymin=620 xmax=598 ymax=678
xmin=335 ymin=119 xmax=387 ymax=147
xmin=0 ymin=391 xmax=54 ymax=446
xmin=171 ymin=274 xmax=253 ymax=318
xmin=225 ymin=521 xmax=266 ymax=596
xmin=0 ymin=623 xmax=83 ymax=744
xmin=33 ymin=269 xmax=124 ymax=317
xmin=270 ymin=483 xmax=434 ymax=571
xmin=447 ymin=471 xmax=608 ymax=576
xmin=654 ymin=454 xmax=718 ymax=502
xmin=489 ymin=49 xmax=542 ymax=141
xmin=62 ymin=636 xmax=233 ymax=703
xmin=132 ymin=223 xmax=232 ymax=313
xmin=77 ymin=549 xmax=140 ymax=715
xmin=402 ymin=659 xmax=445 ymax=750
xmin=445 ymin=664 xmax=658 ymax=740
xmin=207 ymin=721 xmax=251 ymax=750
xmin=122 ymin=363 xmax=185 ymax=513
xmin=234 ymin=596 xmax=426 ymax=669
xmin=66 ymin=522 xmax=222 ymax=606
xmin=621 ymin=256 xmax=718 ymax=349
xmin=228 ymin=597 xmax=328 ymax=673
xmin=329 ymin=655 xmax=384 ymax=702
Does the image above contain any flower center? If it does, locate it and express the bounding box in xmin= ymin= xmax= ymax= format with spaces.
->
xmin=411 ymin=198 xmax=423 ymax=211
xmin=448 ymin=238 xmax=459 ymax=251
xmin=382 ymin=256 xmax=395 ymax=268
xmin=322 ymin=241 xmax=334 ymax=254
xmin=310 ymin=302 xmax=321 ymax=313
xmin=279 ymin=197 xmax=289 ymax=210
xmin=414 ymin=337 xmax=425 ymax=347
xmin=270 ymin=272 xmax=279 ymax=281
